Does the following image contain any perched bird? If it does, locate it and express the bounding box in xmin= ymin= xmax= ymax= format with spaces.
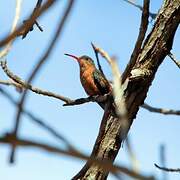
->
xmin=65 ymin=54 xmax=112 ymax=109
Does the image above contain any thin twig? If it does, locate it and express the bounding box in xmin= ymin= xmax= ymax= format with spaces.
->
xmin=10 ymin=0 xmax=75 ymax=163
xmin=19 ymin=0 xmax=43 ymax=39
xmin=0 ymin=79 xmax=22 ymax=90
xmin=0 ymin=0 xmax=56 ymax=47
xmin=122 ymin=0 xmax=156 ymax=19
xmin=0 ymin=133 xmax=155 ymax=180
xmin=142 ymin=103 xmax=180 ymax=115
xmin=168 ymin=52 xmax=180 ymax=69
xmin=0 ymin=0 xmax=22 ymax=58
xmin=122 ymin=0 xmax=150 ymax=82
xmin=63 ymin=94 xmax=109 ymax=106
xmin=154 ymin=164 xmax=180 ymax=173
xmin=91 ymin=42 xmax=105 ymax=76
xmin=0 ymin=61 xmax=72 ymax=103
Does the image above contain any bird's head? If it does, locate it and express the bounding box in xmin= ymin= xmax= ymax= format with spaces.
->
xmin=65 ymin=54 xmax=95 ymax=69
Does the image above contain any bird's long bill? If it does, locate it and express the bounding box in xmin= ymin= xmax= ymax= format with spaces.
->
xmin=64 ymin=53 xmax=79 ymax=61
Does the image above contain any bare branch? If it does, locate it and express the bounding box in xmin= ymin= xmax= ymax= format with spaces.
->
xmin=74 ymin=1 xmax=180 ymax=178
xmin=0 ymin=61 xmax=72 ymax=103
xmin=154 ymin=164 xmax=180 ymax=173
xmin=0 ymin=79 xmax=22 ymax=91
xmin=0 ymin=0 xmax=22 ymax=58
xmin=19 ymin=0 xmax=43 ymax=39
xmin=9 ymin=0 xmax=75 ymax=163
xmin=122 ymin=0 xmax=150 ymax=82
xmin=0 ymin=134 xmax=155 ymax=180
xmin=122 ymin=0 xmax=157 ymax=19
xmin=63 ymin=94 xmax=110 ymax=106
xmin=91 ymin=42 xmax=105 ymax=76
xmin=0 ymin=0 xmax=56 ymax=47
xmin=0 ymin=87 xmax=72 ymax=148
xmin=142 ymin=103 xmax=180 ymax=116
xmin=168 ymin=52 xmax=180 ymax=69
xmin=92 ymin=44 xmax=112 ymax=64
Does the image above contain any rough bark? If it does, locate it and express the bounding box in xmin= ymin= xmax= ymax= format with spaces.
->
xmin=73 ymin=0 xmax=180 ymax=179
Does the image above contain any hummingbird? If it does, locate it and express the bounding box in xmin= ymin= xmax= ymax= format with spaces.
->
xmin=65 ymin=54 xmax=112 ymax=109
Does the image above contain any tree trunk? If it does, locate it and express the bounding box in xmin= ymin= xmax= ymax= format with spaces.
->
xmin=73 ymin=0 xmax=180 ymax=179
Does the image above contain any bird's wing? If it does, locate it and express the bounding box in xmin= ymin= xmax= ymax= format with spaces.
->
xmin=93 ymin=70 xmax=111 ymax=95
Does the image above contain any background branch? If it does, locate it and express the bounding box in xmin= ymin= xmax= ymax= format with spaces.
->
xmin=122 ymin=0 xmax=157 ymax=19
xmin=19 ymin=0 xmax=43 ymax=39
xmin=0 ymin=0 xmax=22 ymax=58
xmin=0 ymin=133 xmax=155 ymax=180
xmin=91 ymin=42 xmax=105 ymax=76
xmin=0 ymin=80 xmax=22 ymax=91
xmin=154 ymin=164 xmax=180 ymax=173
xmin=142 ymin=103 xmax=180 ymax=115
xmin=9 ymin=0 xmax=75 ymax=163
xmin=0 ymin=60 xmax=72 ymax=103
xmin=0 ymin=0 xmax=56 ymax=47
xmin=0 ymin=87 xmax=72 ymax=148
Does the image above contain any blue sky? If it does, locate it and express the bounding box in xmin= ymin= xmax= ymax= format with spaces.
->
xmin=0 ymin=0 xmax=180 ymax=180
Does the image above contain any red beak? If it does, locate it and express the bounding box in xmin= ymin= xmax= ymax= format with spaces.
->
xmin=64 ymin=53 xmax=79 ymax=61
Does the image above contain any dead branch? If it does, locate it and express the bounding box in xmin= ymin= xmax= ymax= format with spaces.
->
xmin=0 ymin=87 xmax=72 ymax=148
xmin=142 ymin=103 xmax=180 ymax=115
xmin=122 ymin=0 xmax=157 ymax=19
xmin=154 ymin=164 xmax=180 ymax=173
xmin=0 ymin=0 xmax=56 ymax=47
xmin=122 ymin=0 xmax=150 ymax=82
xmin=0 ymin=79 xmax=22 ymax=91
xmin=63 ymin=94 xmax=110 ymax=106
xmin=73 ymin=0 xmax=180 ymax=178
xmin=0 ymin=0 xmax=22 ymax=58
xmin=9 ymin=0 xmax=75 ymax=163
xmin=0 ymin=60 xmax=72 ymax=103
xmin=0 ymin=133 xmax=154 ymax=180
xmin=91 ymin=42 xmax=105 ymax=76
xmin=19 ymin=0 xmax=43 ymax=39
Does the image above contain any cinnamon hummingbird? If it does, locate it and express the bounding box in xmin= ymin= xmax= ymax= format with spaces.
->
xmin=65 ymin=54 xmax=112 ymax=109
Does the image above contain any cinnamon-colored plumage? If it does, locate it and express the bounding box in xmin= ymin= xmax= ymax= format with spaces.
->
xmin=65 ymin=54 xmax=112 ymax=101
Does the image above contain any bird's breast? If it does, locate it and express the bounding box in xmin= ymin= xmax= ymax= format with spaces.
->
xmin=80 ymin=68 xmax=101 ymax=96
